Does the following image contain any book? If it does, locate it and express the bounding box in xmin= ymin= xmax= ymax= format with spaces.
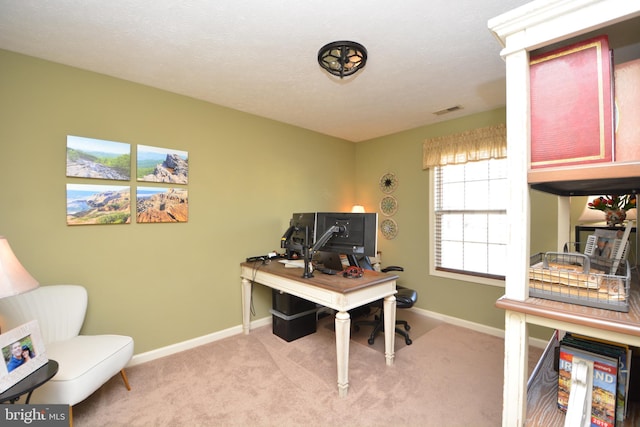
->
xmin=529 ymin=35 xmax=613 ymax=169
xmin=564 ymin=333 xmax=631 ymax=422
xmin=614 ymin=58 xmax=640 ymax=162
xmin=558 ymin=342 xmax=618 ymax=427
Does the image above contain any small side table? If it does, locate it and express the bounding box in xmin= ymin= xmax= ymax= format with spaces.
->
xmin=0 ymin=359 xmax=58 ymax=404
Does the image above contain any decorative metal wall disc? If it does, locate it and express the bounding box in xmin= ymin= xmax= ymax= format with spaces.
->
xmin=379 ymin=172 xmax=398 ymax=194
xmin=380 ymin=195 xmax=398 ymax=216
xmin=380 ymin=218 xmax=398 ymax=240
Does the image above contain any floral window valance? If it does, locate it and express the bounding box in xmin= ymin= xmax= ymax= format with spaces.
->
xmin=422 ymin=123 xmax=506 ymax=169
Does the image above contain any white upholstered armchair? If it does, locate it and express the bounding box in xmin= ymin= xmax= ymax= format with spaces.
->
xmin=0 ymin=285 xmax=133 ymax=411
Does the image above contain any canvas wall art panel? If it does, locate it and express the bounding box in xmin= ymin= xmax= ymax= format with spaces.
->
xmin=66 ymin=135 xmax=131 ymax=180
xmin=137 ymin=145 xmax=188 ymax=184
xmin=66 ymin=183 xmax=131 ymax=225
xmin=136 ymin=187 xmax=188 ymax=223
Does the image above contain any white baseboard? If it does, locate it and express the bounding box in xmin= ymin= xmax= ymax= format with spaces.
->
xmin=128 ymin=316 xmax=271 ymax=366
xmin=129 ymin=309 xmax=546 ymax=366
xmin=409 ymin=306 xmax=549 ymax=349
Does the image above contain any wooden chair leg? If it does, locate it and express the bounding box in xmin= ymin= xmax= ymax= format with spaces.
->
xmin=120 ymin=369 xmax=131 ymax=391
xmin=69 ymin=405 xmax=73 ymax=427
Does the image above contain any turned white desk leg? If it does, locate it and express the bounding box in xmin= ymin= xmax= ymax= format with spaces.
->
xmin=383 ymin=294 xmax=396 ymax=366
xmin=241 ymin=278 xmax=252 ymax=335
xmin=335 ymin=310 xmax=350 ymax=397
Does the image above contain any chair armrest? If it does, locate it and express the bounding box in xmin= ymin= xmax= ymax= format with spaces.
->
xmin=381 ymin=265 xmax=404 ymax=273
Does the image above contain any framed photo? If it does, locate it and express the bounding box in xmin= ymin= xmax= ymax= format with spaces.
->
xmin=0 ymin=320 xmax=48 ymax=393
xmin=66 ymin=135 xmax=131 ymax=180
xmin=593 ymin=228 xmax=628 ymax=259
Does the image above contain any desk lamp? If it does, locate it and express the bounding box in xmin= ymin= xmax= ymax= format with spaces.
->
xmin=0 ymin=236 xmax=39 ymax=300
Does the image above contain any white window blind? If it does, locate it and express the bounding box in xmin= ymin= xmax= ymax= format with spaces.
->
xmin=434 ymin=158 xmax=508 ymax=278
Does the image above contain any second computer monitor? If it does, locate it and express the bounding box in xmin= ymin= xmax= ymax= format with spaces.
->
xmin=314 ymin=212 xmax=378 ymax=258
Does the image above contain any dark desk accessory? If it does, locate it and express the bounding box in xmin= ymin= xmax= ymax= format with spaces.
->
xmin=316 ymin=267 xmax=338 ymax=275
xmin=343 ymin=266 xmax=364 ymax=278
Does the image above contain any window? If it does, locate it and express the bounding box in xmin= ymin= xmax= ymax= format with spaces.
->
xmin=433 ymin=158 xmax=508 ymax=280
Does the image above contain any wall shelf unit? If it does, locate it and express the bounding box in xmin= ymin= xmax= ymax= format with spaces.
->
xmin=528 ymin=162 xmax=640 ymax=196
xmin=489 ymin=0 xmax=640 ymax=425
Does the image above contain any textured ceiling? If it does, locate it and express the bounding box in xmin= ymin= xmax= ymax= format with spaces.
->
xmin=0 ymin=0 xmax=532 ymax=142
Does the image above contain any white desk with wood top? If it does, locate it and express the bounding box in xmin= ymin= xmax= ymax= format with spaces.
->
xmin=240 ymin=260 xmax=398 ymax=397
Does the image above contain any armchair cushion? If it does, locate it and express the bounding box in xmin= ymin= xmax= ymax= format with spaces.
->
xmin=33 ymin=335 xmax=133 ymax=404
xmin=0 ymin=285 xmax=133 ymax=406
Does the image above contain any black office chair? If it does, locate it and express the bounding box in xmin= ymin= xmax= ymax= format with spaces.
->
xmin=352 ymin=261 xmax=418 ymax=345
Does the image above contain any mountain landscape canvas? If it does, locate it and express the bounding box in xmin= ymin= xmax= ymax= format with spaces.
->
xmin=136 ymin=187 xmax=188 ymax=223
xmin=66 ymin=135 xmax=131 ymax=180
xmin=137 ymin=145 xmax=188 ymax=184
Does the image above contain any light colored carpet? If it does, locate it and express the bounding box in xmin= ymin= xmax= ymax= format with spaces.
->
xmin=73 ymin=312 xmax=542 ymax=427
xmin=326 ymin=307 xmax=444 ymax=352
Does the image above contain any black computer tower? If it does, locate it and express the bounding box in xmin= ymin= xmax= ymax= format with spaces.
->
xmin=271 ymin=290 xmax=317 ymax=342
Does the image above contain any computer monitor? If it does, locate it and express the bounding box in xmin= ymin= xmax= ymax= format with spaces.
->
xmin=312 ymin=212 xmax=378 ymax=266
xmin=281 ymin=212 xmax=317 ymax=259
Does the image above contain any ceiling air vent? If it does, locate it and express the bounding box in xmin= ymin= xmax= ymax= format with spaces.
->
xmin=433 ymin=105 xmax=463 ymax=115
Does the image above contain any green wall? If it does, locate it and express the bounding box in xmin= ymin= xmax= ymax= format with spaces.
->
xmin=0 ymin=49 xmax=558 ymax=354
xmin=354 ymin=112 xmax=506 ymax=329
xmin=353 ymin=115 xmax=558 ymax=340
xmin=0 ymin=50 xmax=356 ymax=353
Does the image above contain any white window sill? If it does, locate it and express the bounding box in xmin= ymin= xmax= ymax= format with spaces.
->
xmin=430 ymin=267 xmax=505 ymax=288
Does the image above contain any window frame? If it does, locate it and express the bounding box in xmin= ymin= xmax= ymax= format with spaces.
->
xmin=428 ymin=167 xmax=505 ymax=288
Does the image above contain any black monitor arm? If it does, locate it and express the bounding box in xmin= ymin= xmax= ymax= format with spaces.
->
xmin=280 ymin=225 xmax=296 ymax=249
xmin=310 ymin=225 xmax=345 ymax=255
xmin=296 ymin=224 xmax=345 ymax=279
xmin=281 ymin=225 xmax=315 ymax=278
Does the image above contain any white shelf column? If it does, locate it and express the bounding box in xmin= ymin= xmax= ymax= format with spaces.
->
xmin=503 ymin=42 xmax=531 ymax=427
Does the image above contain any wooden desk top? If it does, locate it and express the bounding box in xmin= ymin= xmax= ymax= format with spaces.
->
xmin=241 ymin=260 xmax=399 ymax=294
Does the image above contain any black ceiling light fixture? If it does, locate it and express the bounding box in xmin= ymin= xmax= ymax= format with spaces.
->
xmin=317 ymin=41 xmax=367 ymax=78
